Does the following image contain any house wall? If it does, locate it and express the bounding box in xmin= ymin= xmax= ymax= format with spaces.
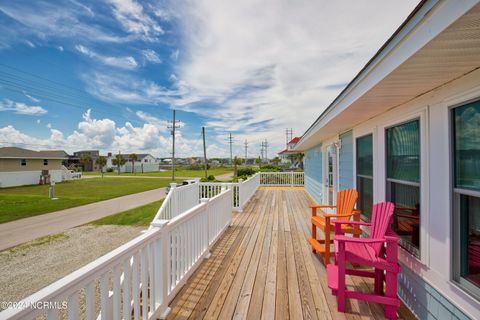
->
xmin=0 ymin=170 xmax=63 ymax=188
xmin=0 ymin=159 xmax=63 ymax=172
xmin=339 ymin=130 xmax=354 ymax=190
xmin=303 ymin=68 xmax=480 ymax=319
xmin=304 ymin=143 xmax=322 ymax=203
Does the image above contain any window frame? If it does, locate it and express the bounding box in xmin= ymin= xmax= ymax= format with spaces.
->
xmin=21 ymin=159 xmax=27 ymax=166
xmin=385 ymin=117 xmax=422 ymax=259
xmin=43 ymin=159 xmax=48 ymax=166
xmin=356 ymin=133 xmax=374 ymax=221
xmin=451 ymin=98 xmax=480 ymax=300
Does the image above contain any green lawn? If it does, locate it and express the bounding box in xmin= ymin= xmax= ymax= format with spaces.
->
xmin=0 ymin=178 xmax=177 ymax=224
xmin=91 ymin=200 xmax=163 ymax=226
xmin=82 ymin=167 xmax=233 ymax=178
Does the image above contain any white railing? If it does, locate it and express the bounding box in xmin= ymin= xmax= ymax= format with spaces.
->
xmin=1 ymin=188 xmax=233 ymax=320
xmin=259 ymin=171 xmax=304 ymax=186
xmin=153 ymin=182 xmax=200 ymax=221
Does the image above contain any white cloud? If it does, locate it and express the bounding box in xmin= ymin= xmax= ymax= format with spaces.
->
xmin=170 ymin=49 xmax=179 ymax=61
xmin=141 ymin=49 xmax=162 ymax=64
xmin=109 ymin=0 xmax=164 ymax=40
xmin=25 ymin=40 xmax=35 ymax=48
xmin=0 ymin=100 xmax=47 ymax=116
xmin=23 ymin=92 xmax=40 ymax=103
xmin=36 ymin=119 xmax=41 ymax=124
xmin=57 ymin=46 xmax=64 ymax=52
xmin=0 ymin=109 xmax=216 ymax=157
xmin=46 ymin=123 xmax=52 ymax=129
xmin=75 ymin=44 xmax=138 ymax=69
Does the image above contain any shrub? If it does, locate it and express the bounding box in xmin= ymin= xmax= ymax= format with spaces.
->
xmin=237 ymin=166 xmax=257 ymax=177
xmin=106 ymin=168 xmax=114 ymax=172
xmin=259 ymin=164 xmax=281 ymax=172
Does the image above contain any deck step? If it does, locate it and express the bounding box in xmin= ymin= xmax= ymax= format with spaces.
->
xmin=308 ymin=237 xmax=326 ymax=253
xmin=327 ymin=264 xmax=339 ymax=291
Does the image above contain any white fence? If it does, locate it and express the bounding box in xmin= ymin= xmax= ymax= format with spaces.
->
xmin=259 ymin=171 xmax=304 ymax=186
xmin=0 ymin=171 xmax=304 ymax=320
xmin=0 ymin=189 xmax=233 ymax=320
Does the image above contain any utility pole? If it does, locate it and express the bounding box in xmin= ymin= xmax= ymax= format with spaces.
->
xmin=260 ymin=142 xmax=264 ymax=162
xmin=285 ymin=128 xmax=293 ymax=148
xmin=227 ymin=133 xmax=234 ymax=167
xmin=202 ymin=126 xmax=208 ymax=179
xmin=264 ymin=139 xmax=269 ymax=162
xmin=167 ymin=109 xmax=181 ymax=180
xmin=244 ymin=139 xmax=248 ymax=164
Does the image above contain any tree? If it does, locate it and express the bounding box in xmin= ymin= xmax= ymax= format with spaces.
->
xmin=79 ymin=154 xmax=92 ymax=172
xmin=95 ymin=156 xmax=107 ymax=178
xmin=233 ymin=156 xmax=243 ymax=177
xmin=129 ymin=153 xmax=138 ymax=173
xmin=112 ymin=154 xmax=126 ymax=175
xmin=255 ymin=156 xmax=262 ymax=168
xmin=271 ymin=156 xmax=281 ymax=165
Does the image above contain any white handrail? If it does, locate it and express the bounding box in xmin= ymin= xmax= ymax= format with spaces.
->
xmin=153 ymin=182 xmax=200 ymax=222
xmin=259 ymin=171 xmax=304 ymax=186
xmin=1 ymin=188 xmax=233 ymax=320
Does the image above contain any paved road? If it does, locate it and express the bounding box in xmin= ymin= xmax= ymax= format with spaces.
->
xmin=0 ymin=187 xmax=166 ymax=252
xmin=215 ymin=172 xmax=234 ymax=181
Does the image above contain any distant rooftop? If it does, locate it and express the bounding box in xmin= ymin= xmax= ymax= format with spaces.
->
xmin=0 ymin=147 xmax=68 ymax=159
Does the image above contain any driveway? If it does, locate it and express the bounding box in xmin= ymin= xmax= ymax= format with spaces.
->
xmin=0 ymin=187 xmax=166 ymax=252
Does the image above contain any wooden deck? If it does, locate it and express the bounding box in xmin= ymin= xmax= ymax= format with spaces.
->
xmin=167 ymin=187 xmax=414 ymax=320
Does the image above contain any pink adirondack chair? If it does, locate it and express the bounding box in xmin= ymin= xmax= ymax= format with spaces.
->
xmin=327 ymin=202 xmax=401 ymax=320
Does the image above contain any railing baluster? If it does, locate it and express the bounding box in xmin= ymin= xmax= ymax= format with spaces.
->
xmin=123 ymin=259 xmax=131 ymax=320
xmin=132 ymin=253 xmax=140 ymax=320
xmin=100 ymin=273 xmax=109 ymax=320
xmin=113 ymin=265 xmax=121 ymax=320
xmin=85 ymin=282 xmax=95 ymax=320
xmin=68 ymin=291 xmax=78 ymax=320
xmin=141 ymin=247 xmax=148 ymax=320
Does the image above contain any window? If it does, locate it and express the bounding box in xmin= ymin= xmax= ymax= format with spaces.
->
xmin=453 ymin=100 xmax=480 ymax=295
xmin=386 ymin=120 xmax=420 ymax=258
xmin=43 ymin=159 xmax=48 ymax=166
xmin=21 ymin=159 xmax=26 ymax=166
xmin=356 ymin=134 xmax=373 ymax=221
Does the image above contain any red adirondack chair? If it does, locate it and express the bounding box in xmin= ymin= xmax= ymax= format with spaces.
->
xmin=327 ymin=202 xmax=401 ymax=320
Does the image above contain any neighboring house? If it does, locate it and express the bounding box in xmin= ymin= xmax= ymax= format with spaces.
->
xmin=73 ymin=150 xmax=100 ymax=171
xmin=296 ymin=1 xmax=480 ymax=319
xmin=278 ymin=137 xmax=304 ymax=167
xmin=106 ymin=153 xmax=160 ymax=173
xmin=0 ymin=147 xmax=68 ymax=187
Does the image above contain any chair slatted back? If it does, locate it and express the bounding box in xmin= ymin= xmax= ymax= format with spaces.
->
xmin=369 ymin=202 xmax=395 ymax=256
xmin=336 ymin=189 xmax=358 ymax=215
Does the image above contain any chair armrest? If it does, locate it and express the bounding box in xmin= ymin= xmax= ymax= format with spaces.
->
xmin=334 ymin=235 xmax=385 ymax=244
xmin=333 ymin=220 xmax=371 ymax=226
xmin=309 ymin=204 xmax=336 ymax=209
xmin=323 ymin=213 xmax=354 ymax=218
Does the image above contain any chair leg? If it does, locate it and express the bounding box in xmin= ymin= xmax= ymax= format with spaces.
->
xmin=337 ymin=246 xmax=346 ymax=312
xmin=311 ymin=224 xmax=317 ymax=253
xmin=384 ymin=270 xmax=398 ymax=320
xmin=323 ymin=228 xmax=330 ymax=265
xmin=374 ymin=269 xmax=384 ymax=295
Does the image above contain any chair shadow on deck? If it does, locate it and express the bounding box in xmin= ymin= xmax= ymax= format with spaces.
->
xmin=166 ymin=187 xmax=416 ymax=320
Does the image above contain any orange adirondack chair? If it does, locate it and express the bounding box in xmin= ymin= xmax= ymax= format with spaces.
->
xmin=308 ymin=189 xmax=362 ymax=265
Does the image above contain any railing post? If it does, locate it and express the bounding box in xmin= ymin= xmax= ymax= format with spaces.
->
xmin=202 ymin=198 xmax=211 ymax=258
xmin=170 ymin=183 xmax=177 ymax=218
xmin=150 ymin=220 xmax=171 ymax=319
xmin=237 ymin=179 xmax=243 ymax=211
xmin=290 ymin=172 xmax=294 ymax=187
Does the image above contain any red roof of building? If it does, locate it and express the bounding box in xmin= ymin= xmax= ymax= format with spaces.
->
xmin=288 ymin=137 xmax=301 ymax=144
xmin=278 ymin=149 xmax=303 ymax=155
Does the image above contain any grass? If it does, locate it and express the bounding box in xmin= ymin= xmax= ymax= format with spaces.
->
xmin=0 ymin=233 xmax=68 ymax=255
xmin=82 ymin=167 xmax=233 ymax=178
xmin=0 ymin=178 xmax=178 ymax=224
xmin=91 ymin=200 xmax=163 ymax=226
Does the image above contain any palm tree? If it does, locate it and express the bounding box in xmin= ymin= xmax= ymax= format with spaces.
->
xmin=112 ymin=154 xmax=126 ymax=175
xmin=95 ymin=156 xmax=107 ymax=178
xmin=271 ymin=156 xmax=281 ymax=165
xmin=129 ymin=153 xmax=138 ymax=173
xmin=79 ymin=154 xmax=92 ymax=172
xmin=233 ymin=156 xmax=243 ymax=177
xmin=255 ymin=156 xmax=262 ymax=168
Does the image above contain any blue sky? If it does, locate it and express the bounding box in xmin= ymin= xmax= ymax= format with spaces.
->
xmin=0 ymin=0 xmax=418 ymax=158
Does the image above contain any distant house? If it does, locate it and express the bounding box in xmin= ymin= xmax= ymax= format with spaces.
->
xmin=72 ymin=150 xmax=100 ymax=171
xmin=106 ymin=153 xmax=159 ymax=173
xmin=278 ymin=137 xmax=304 ymax=167
xmin=0 ymin=147 xmax=68 ymax=187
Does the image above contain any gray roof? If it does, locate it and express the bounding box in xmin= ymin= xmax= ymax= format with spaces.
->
xmin=0 ymin=147 xmax=68 ymax=159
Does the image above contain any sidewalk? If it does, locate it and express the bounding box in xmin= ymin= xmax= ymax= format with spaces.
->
xmin=0 ymin=187 xmax=166 ymax=252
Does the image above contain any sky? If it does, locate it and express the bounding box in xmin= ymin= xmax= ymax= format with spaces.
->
xmin=0 ymin=0 xmax=419 ymax=158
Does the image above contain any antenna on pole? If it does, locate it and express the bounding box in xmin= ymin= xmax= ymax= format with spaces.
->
xmin=167 ymin=109 xmax=181 ymax=181
xmin=286 ymin=128 xmax=293 ymax=148
xmin=202 ymin=126 xmax=208 ymax=179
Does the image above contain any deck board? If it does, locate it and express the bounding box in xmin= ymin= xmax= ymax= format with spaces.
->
xmin=166 ymin=187 xmax=414 ymax=319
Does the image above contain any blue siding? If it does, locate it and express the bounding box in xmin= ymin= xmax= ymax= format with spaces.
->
xmin=304 ymin=144 xmax=322 ymax=203
xmin=339 ymin=130 xmax=354 ymax=190
xmin=399 ymin=264 xmax=471 ymax=320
